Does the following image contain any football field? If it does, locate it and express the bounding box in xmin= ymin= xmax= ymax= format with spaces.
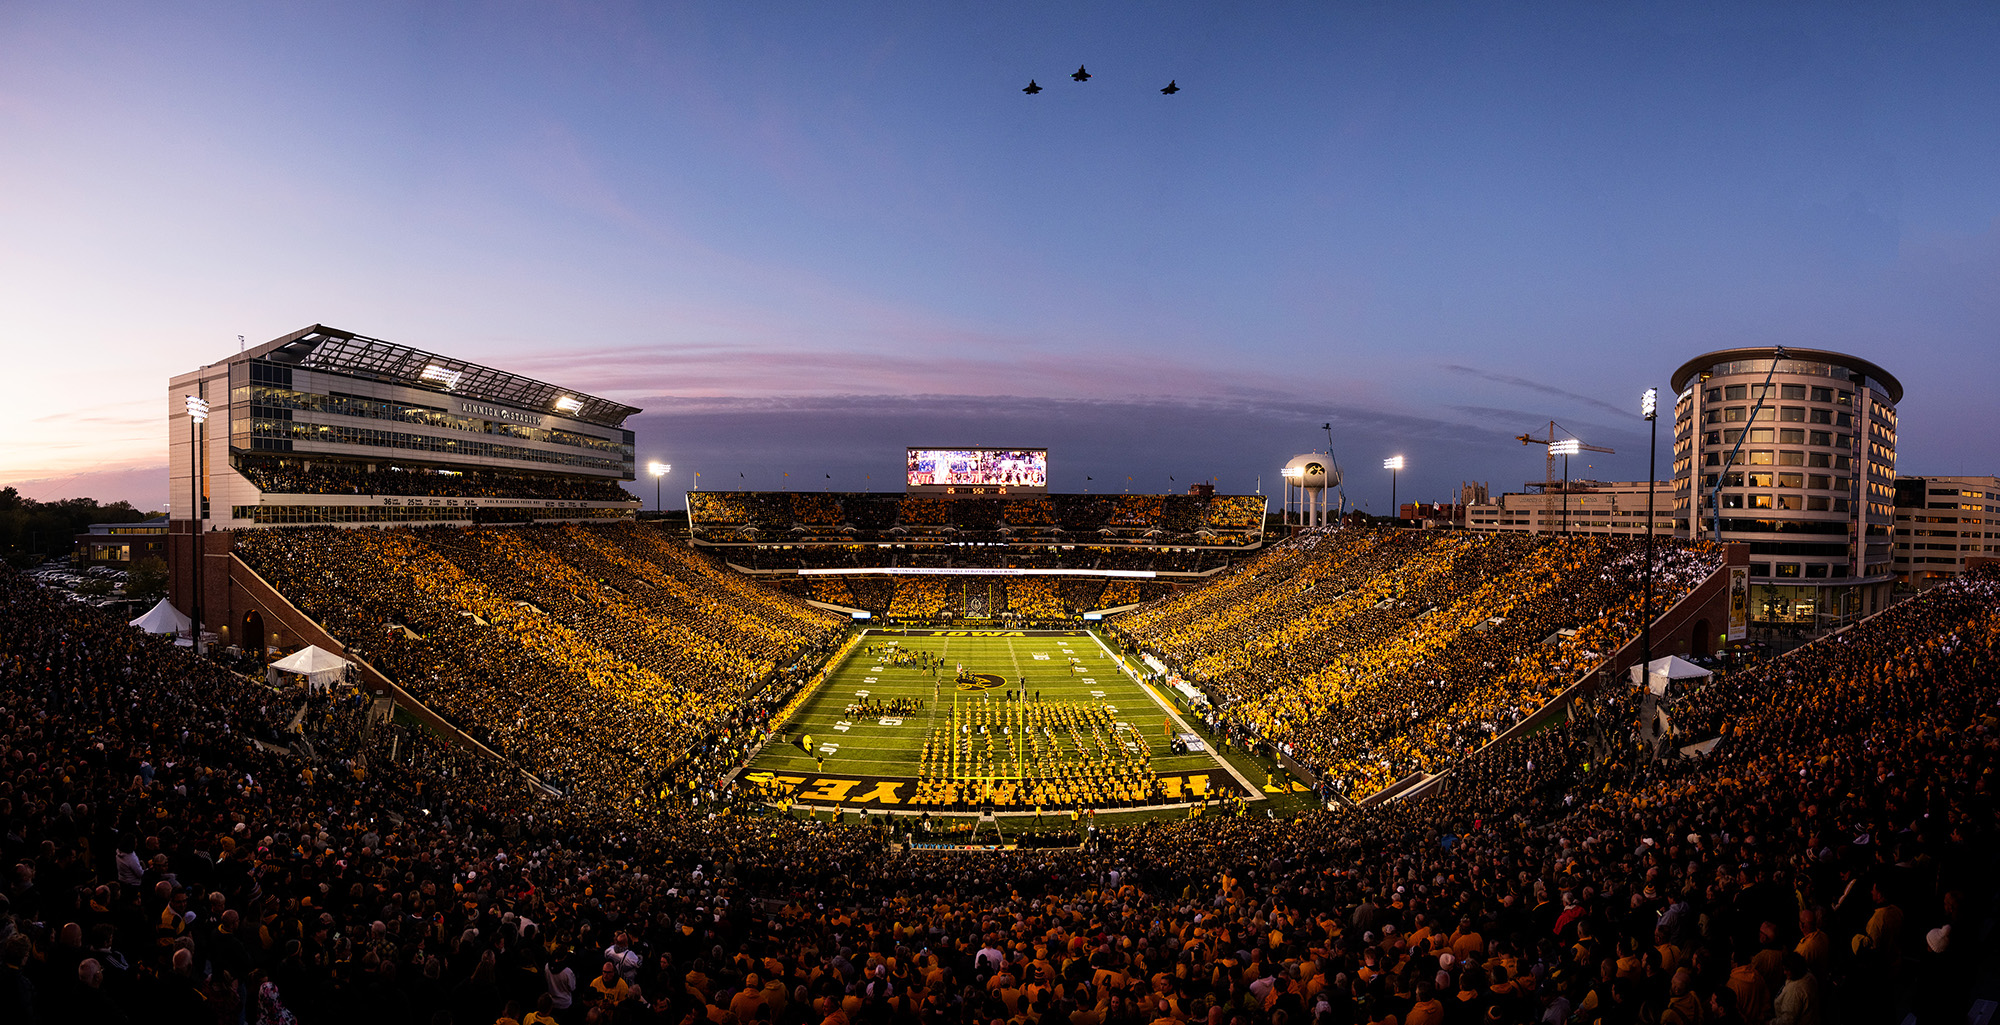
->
xmin=742 ymin=629 xmax=1253 ymax=814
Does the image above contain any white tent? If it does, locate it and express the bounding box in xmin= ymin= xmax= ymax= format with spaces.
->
xmin=1628 ymin=654 xmax=1712 ymax=696
xmin=267 ymin=645 xmax=352 ymax=691
xmin=129 ymin=599 xmax=192 ymax=642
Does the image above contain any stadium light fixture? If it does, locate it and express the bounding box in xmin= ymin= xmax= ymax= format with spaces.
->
xmin=555 ymin=395 xmax=584 ymax=414
xmin=1383 ymin=456 xmax=1403 ymax=524
xmin=184 ymin=393 xmax=209 ymax=655
xmin=1640 ymin=387 xmax=1660 ymax=684
xmin=419 ymin=364 xmax=462 ymax=391
xmin=1547 ymin=439 xmax=1580 ymax=533
xmin=648 ymin=462 xmax=670 ymax=514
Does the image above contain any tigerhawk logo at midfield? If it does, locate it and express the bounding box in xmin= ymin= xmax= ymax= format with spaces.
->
xmin=955 ymin=673 xmax=1007 ymax=692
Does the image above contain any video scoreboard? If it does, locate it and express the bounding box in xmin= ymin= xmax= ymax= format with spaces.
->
xmin=906 ymin=447 xmax=1047 ymax=495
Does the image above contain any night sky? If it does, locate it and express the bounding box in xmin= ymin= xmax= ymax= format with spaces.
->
xmin=4 ymin=3 xmax=1997 ymax=511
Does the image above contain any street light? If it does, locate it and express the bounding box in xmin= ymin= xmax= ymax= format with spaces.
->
xmin=648 ymin=462 xmax=671 ymax=515
xmin=1641 ymin=388 xmax=1658 ymax=681
xmin=1382 ymin=456 xmax=1404 ymax=524
xmin=185 ymin=395 xmax=210 ymax=654
xmin=1548 ymin=439 xmax=1580 ymax=534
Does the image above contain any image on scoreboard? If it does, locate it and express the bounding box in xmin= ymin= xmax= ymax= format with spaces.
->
xmin=906 ymin=448 xmax=1048 ymax=490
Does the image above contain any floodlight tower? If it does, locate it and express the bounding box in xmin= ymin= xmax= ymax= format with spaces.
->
xmin=1641 ymin=388 xmax=1658 ymax=676
xmin=1548 ymin=439 xmax=1581 ymax=534
xmin=1383 ymin=456 xmax=1404 ymax=523
xmin=185 ymin=394 xmax=209 ymax=654
xmin=648 ymin=462 xmax=671 ymax=514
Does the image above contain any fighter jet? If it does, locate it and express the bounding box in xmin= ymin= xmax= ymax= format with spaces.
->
xmin=1161 ymin=80 xmax=1180 ymax=95
xmin=1071 ymin=65 xmax=1091 ymax=82
xmin=1023 ymin=79 xmax=1042 ymax=94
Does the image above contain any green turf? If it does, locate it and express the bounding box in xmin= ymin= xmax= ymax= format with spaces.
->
xmin=746 ymin=629 xmax=1247 ymax=806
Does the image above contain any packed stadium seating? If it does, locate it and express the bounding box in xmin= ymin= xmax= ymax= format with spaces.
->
xmin=1112 ymin=529 xmax=1727 ymax=798
xmin=233 ymin=523 xmax=844 ymax=803
xmin=1 ymin=551 xmax=1994 ymax=1025
xmin=687 ymin=491 xmax=1267 ymax=548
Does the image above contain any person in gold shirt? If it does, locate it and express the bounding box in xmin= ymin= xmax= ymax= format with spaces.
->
xmin=591 ymin=960 xmax=632 ymax=1009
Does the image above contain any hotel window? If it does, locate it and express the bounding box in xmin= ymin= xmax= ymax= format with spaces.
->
xmin=1811 ymin=386 xmax=1833 ymax=402
xmin=1704 ymin=431 xmax=1722 ymax=445
xmin=1722 ymin=472 xmax=1744 ymax=487
xmin=1809 ymin=430 xmax=1831 ymax=446
xmin=1837 ymin=390 xmax=1852 ymax=405
xmin=1807 ymin=474 xmax=1829 ymax=489
xmin=1779 ymin=428 xmax=1805 ymax=443
xmin=1776 ymin=563 xmax=1801 ymax=578
xmin=1725 ymin=384 xmax=1747 ymax=400
xmin=1705 ymin=388 xmax=1723 ymax=402
xmin=1724 ymin=407 xmax=1747 ymax=422
xmin=1808 ymin=453 xmax=1832 ymax=468
xmin=1780 ymin=406 xmax=1806 ymax=421
xmin=1781 ymin=383 xmax=1807 ymax=399
xmin=1750 ymin=494 xmax=1774 ymax=509
xmin=1723 ymin=429 xmax=1743 ymax=443
xmin=1834 ymin=498 xmax=1850 ymax=511
xmin=1779 ymin=451 xmax=1805 ymax=466
xmin=1750 ymin=562 xmax=1770 ymax=576
xmin=1753 ymin=407 xmax=1776 ymax=421
xmin=1806 ymin=496 xmax=1830 ymax=511
xmin=1748 ymin=450 xmax=1773 ymax=465
xmin=1777 ymin=473 xmax=1804 ymax=488
xmin=1749 ymin=427 xmax=1775 ymax=443
xmin=1777 ymin=494 xmax=1803 ymax=511
xmin=1804 ymin=563 xmax=1829 ymax=578
xmin=1811 ymin=409 xmax=1833 ymax=424
xmin=1704 ymin=452 xmax=1721 ymax=466
xmin=1723 ymin=494 xmax=1745 ymax=509
xmin=1748 ymin=472 xmax=1774 ymax=487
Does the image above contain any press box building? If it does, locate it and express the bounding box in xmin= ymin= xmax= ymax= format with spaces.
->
xmin=167 ymin=324 xmax=641 ymax=651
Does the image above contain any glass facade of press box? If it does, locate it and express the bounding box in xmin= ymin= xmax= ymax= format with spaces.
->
xmin=1670 ymin=346 xmax=1901 ymax=627
xmin=233 ymin=504 xmax=633 ymax=525
xmin=226 ymin=357 xmax=635 ymax=474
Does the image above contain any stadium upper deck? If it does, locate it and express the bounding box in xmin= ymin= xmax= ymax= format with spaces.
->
xmin=168 ymin=325 xmax=641 ymax=530
xmin=688 ymin=491 xmax=1265 ymax=549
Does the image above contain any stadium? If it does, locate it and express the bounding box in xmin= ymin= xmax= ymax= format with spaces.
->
xmin=3 ymin=326 xmax=1993 ymax=1025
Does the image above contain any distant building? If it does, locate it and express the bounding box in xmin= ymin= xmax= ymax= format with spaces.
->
xmin=1670 ymin=346 xmax=1900 ymax=628
xmin=1465 ymin=480 xmax=1674 ymax=536
xmin=74 ymin=515 xmax=168 ymax=565
xmin=1892 ymin=475 xmax=2000 ymax=590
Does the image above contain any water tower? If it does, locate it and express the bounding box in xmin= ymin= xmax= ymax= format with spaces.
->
xmin=1281 ymin=452 xmax=1341 ymax=528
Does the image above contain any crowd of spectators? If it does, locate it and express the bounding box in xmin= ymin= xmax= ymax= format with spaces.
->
xmin=686 ymin=493 xmax=1266 ymax=549
xmin=728 ymin=547 xmax=1230 ymax=576
xmin=237 ymin=457 xmax=634 ymax=504
xmin=1 ymin=549 xmax=1995 ymax=1025
xmin=233 ymin=524 xmax=844 ymax=808
xmin=1112 ymin=530 xmax=1725 ymax=799
xmin=768 ymin=576 xmax=1176 ymax=621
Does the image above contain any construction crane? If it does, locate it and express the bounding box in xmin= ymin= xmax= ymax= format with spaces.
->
xmin=1516 ymin=420 xmax=1613 ymax=492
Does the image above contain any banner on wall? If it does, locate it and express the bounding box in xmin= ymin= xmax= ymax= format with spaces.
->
xmin=1727 ymin=566 xmax=1749 ymax=641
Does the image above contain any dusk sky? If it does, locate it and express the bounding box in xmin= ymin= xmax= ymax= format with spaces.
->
xmin=4 ymin=3 xmax=1997 ymax=512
